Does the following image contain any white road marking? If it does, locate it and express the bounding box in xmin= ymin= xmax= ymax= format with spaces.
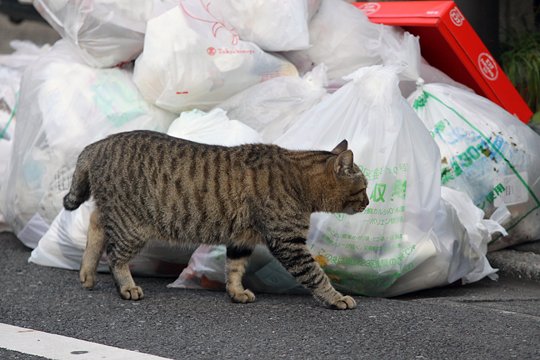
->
xmin=0 ymin=323 xmax=172 ymax=360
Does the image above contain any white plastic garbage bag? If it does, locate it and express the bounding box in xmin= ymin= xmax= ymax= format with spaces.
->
xmin=408 ymin=82 xmax=540 ymax=251
xmin=30 ymin=201 xmax=195 ymax=276
xmin=0 ymin=41 xmax=52 ymax=227
xmin=133 ymin=2 xmax=298 ymax=113
xmin=167 ymin=108 xmax=262 ymax=146
xmin=0 ymin=101 xmax=16 ymax=227
xmin=275 ymin=65 xmax=440 ymax=295
xmin=33 ymin=0 xmax=177 ymax=68
xmin=379 ymin=187 xmax=501 ymax=296
xmin=0 ymin=68 xmax=18 ymax=197
xmin=283 ymin=0 xmax=420 ymax=83
xmin=2 ymin=40 xmax=175 ymax=247
xmin=276 ymin=66 xmax=498 ymax=295
xmin=208 ymin=0 xmax=317 ymax=52
xmin=217 ymin=64 xmax=328 ymax=143
xmin=0 ymin=41 xmax=53 ymax=173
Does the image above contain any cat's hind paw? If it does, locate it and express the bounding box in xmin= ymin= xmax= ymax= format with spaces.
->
xmin=330 ymin=295 xmax=357 ymax=310
xmin=229 ymin=289 xmax=256 ymax=304
xmin=119 ymin=285 xmax=144 ymax=301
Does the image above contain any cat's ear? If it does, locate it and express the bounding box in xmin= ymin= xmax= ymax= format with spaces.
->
xmin=331 ymin=140 xmax=348 ymax=154
xmin=334 ymin=150 xmax=354 ymax=177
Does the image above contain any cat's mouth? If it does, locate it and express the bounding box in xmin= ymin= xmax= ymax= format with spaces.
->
xmin=343 ymin=206 xmax=367 ymax=215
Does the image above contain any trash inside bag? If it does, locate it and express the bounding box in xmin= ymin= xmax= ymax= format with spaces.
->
xmin=2 ymin=40 xmax=175 ymax=247
xmin=133 ymin=2 xmax=298 ymax=113
xmin=408 ymin=82 xmax=540 ymax=251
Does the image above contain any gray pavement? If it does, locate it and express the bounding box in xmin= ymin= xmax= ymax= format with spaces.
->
xmin=1 ymin=231 xmax=539 ymax=360
xmin=488 ymin=246 xmax=540 ymax=282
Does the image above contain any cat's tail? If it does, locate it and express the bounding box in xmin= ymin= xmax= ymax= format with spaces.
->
xmin=64 ymin=148 xmax=92 ymax=211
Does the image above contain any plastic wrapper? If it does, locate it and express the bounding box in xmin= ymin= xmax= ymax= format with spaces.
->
xmin=133 ymin=2 xmax=298 ymax=113
xmin=217 ymin=64 xmax=328 ymax=142
xmin=33 ymin=0 xmax=177 ymax=68
xmin=2 ymin=40 xmax=175 ymax=248
xmin=408 ymin=82 xmax=540 ymax=251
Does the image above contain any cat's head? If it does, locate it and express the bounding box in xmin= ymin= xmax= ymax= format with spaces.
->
xmin=315 ymin=140 xmax=369 ymax=215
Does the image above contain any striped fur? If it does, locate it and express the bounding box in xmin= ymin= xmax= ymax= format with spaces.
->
xmin=65 ymin=130 xmax=369 ymax=309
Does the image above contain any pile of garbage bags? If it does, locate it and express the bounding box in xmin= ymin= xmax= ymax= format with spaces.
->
xmin=1 ymin=0 xmax=539 ymax=296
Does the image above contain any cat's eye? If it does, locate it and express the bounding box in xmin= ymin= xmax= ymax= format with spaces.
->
xmin=350 ymin=188 xmax=366 ymax=197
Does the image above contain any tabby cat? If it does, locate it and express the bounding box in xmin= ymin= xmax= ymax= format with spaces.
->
xmin=64 ymin=130 xmax=369 ymax=309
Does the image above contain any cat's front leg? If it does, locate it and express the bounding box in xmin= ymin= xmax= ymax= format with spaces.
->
xmin=105 ymin=224 xmax=147 ymax=301
xmin=267 ymin=237 xmax=356 ymax=310
xmin=226 ymin=245 xmax=255 ymax=303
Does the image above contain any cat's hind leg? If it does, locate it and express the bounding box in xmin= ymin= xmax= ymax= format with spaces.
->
xmin=226 ymin=245 xmax=255 ymax=303
xmin=80 ymin=209 xmax=106 ymax=289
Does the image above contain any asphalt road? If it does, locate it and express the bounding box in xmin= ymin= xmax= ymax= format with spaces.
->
xmin=1 ymin=231 xmax=539 ymax=360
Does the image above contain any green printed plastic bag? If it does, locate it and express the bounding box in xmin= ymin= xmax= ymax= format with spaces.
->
xmin=408 ymin=82 xmax=540 ymax=250
xmin=274 ymin=66 xmax=458 ymax=296
xmin=274 ymin=66 xmax=499 ymax=296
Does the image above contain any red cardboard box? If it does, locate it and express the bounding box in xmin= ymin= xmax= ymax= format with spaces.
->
xmin=354 ymin=1 xmax=533 ymax=123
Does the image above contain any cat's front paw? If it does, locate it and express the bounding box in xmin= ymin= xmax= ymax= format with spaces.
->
xmin=119 ymin=285 xmax=144 ymax=301
xmin=80 ymin=270 xmax=95 ymax=289
xmin=329 ymin=295 xmax=357 ymax=310
xmin=229 ymin=289 xmax=256 ymax=304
